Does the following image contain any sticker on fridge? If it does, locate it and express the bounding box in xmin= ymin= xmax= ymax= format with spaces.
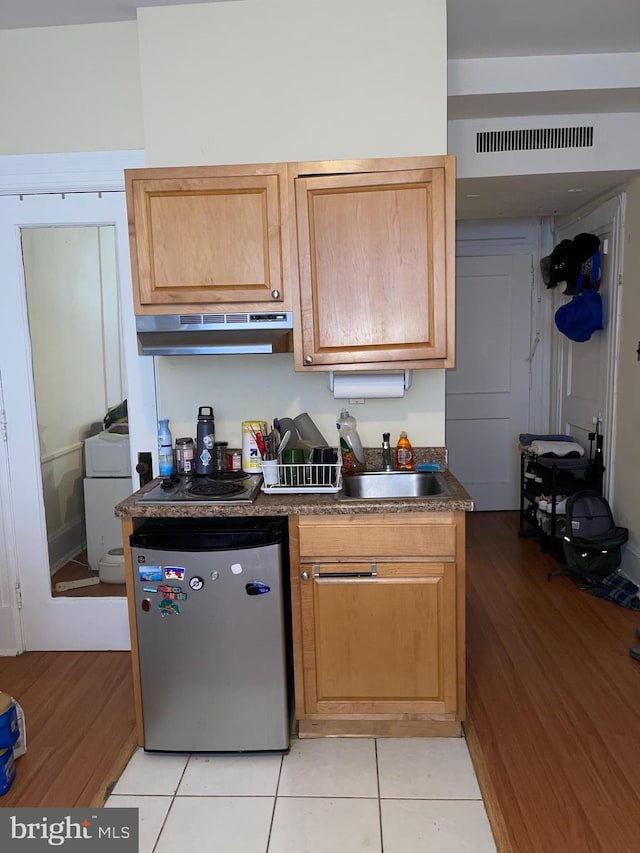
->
xmin=159 ymin=599 xmax=181 ymax=616
xmin=165 ymin=567 xmax=186 ymax=580
xmin=139 ymin=566 xmax=163 ymax=582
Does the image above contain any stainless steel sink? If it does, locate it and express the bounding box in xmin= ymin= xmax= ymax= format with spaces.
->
xmin=337 ymin=470 xmax=454 ymax=501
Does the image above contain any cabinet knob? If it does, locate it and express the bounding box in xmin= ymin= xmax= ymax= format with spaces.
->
xmin=300 ymin=571 xmax=310 ymax=581
xmin=304 ymin=355 xmax=314 ymax=365
xmin=271 ymin=289 xmax=280 ymax=299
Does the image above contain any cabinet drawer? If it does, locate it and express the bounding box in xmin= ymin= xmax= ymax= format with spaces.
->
xmin=298 ymin=514 xmax=457 ymax=558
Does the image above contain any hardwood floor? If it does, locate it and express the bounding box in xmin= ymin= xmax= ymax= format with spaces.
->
xmin=465 ymin=511 xmax=640 ymax=853
xmin=51 ymin=550 xmax=126 ymax=598
xmin=0 ymin=651 xmax=136 ymax=807
xmin=2 ymin=510 xmax=640 ymax=851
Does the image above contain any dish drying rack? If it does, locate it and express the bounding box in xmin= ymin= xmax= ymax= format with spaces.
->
xmin=260 ymin=454 xmax=343 ymax=494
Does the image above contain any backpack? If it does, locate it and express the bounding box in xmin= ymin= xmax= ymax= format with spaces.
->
xmin=558 ymin=490 xmax=628 ymax=580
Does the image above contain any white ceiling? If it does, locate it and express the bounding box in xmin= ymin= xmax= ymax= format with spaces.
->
xmin=457 ymin=170 xmax=638 ymax=220
xmin=447 ymin=0 xmax=640 ymax=59
xmin=2 ymin=0 xmax=639 ymax=220
xmin=2 ymin=0 xmax=639 ymax=57
xmin=0 ymin=1 xmax=216 ymax=30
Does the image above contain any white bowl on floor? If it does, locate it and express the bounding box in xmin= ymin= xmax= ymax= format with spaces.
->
xmin=98 ymin=548 xmax=125 ymax=584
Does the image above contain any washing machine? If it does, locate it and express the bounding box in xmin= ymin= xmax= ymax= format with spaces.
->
xmin=83 ymin=429 xmax=132 ymax=577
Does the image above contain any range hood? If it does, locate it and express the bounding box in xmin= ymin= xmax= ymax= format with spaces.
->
xmin=136 ymin=312 xmax=293 ymax=356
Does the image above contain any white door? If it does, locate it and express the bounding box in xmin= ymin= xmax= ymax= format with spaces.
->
xmin=446 ymin=251 xmax=537 ymax=510
xmin=0 ymin=191 xmax=156 ymax=651
xmin=553 ymin=196 xmax=624 ymax=499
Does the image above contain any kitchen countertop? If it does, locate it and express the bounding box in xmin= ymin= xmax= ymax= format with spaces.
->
xmin=115 ymin=448 xmax=474 ymax=519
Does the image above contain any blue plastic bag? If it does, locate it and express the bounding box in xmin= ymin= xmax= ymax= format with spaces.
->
xmin=554 ymin=287 xmax=603 ymax=343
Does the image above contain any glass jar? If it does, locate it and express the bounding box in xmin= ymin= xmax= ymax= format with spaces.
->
xmin=175 ymin=437 xmax=195 ymax=475
xmin=213 ymin=441 xmax=228 ymax=472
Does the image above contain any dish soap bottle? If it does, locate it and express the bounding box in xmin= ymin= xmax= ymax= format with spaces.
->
xmin=395 ymin=431 xmax=415 ymax=470
xmin=158 ymin=419 xmax=174 ymax=476
xmin=337 ymin=409 xmax=365 ymax=472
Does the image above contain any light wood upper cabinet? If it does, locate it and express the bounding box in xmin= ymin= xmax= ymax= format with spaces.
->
xmin=125 ymin=164 xmax=292 ymax=314
xmin=290 ymin=156 xmax=456 ymax=371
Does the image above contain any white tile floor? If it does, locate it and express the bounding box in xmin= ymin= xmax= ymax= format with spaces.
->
xmin=105 ymin=736 xmax=497 ymax=852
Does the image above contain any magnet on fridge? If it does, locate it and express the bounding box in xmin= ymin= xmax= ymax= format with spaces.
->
xmin=165 ymin=567 xmax=185 ymax=580
xmin=189 ymin=576 xmax=204 ymax=591
xmin=140 ymin=566 xmax=162 ymax=582
xmin=143 ymin=586 xmax=158 ymax=593
xmin=159 ymin=599 xmax=180 ymax=616
xmin=163 ymin=592 xmax=187 ymax=601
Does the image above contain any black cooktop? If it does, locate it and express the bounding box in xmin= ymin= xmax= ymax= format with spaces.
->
xmin=135 ymin=472 xmax=263 ymax=505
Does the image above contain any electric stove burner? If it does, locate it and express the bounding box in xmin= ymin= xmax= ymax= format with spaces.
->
xmin=207 ymin=471 xmax=248 ymax=481
xmin=186 ymin=479 xmax=246 ymax=498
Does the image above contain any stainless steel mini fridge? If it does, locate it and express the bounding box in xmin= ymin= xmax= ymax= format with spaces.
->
xmin=129 ymin=517 xmax=291 ymax=752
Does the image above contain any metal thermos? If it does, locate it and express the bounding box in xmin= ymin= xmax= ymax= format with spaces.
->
xmin=196 ymin=406 xmax=215 ymax=475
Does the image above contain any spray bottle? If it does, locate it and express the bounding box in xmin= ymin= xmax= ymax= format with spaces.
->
xmin=158 ymin=419 xmax=174 ymax=476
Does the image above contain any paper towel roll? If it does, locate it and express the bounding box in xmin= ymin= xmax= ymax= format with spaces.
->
xmin=330 ymin=372 xmax=409 ymax=399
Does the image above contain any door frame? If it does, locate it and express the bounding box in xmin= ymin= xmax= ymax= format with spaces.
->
xmin=551 ymin=194 xmax=625 ymax=500
xmin=0 ymin=149 xmax=158 ymax=654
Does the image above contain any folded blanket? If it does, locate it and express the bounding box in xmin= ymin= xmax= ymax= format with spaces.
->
xmin=586 ymin=571 xmax=640 ymax=611
xmin=519 ymin=433 xmax=574 ymax=446
xmin=529 ymin=440 xmax=585 ymax=457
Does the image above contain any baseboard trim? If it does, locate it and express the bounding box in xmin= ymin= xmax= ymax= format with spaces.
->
xmin=298 ymin=718 xmax=462 ymax=738
xmin=463 ymin=718 xmax=514 ymax=852
xmin=621 ymin=544 xmax=640 ymax=587
xmin=48 ymin=517 xmax=84 ymax=575
xmin=0 ymin=604 xmax=22 ymax=655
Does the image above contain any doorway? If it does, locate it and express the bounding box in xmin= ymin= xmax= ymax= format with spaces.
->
xmin=446 ymin=218 xmax=552 ymax=510
xmin=551 ymin=194 xmax=625 ymax=499
xmin=21 ymin=224 xmax=129 ymax=599
xmin=0 ymin=181 xmax=156 ymax=652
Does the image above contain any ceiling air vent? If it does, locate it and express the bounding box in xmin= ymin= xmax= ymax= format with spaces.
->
xmin=476 ymin=126 xmax=594 ymax=153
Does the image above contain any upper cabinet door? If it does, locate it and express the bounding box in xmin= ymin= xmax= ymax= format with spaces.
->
xmin=292 ymin=157 xmax=455 ymax=370
xmin=125 ymin=165 xmax=290 ymax=314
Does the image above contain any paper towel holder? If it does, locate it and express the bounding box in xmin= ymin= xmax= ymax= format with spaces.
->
xmin=327 ymin=370 xmax=413 ymax=399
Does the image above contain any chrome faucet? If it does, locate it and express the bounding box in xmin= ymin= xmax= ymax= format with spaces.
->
xmin=382 ymin=432 xmax=393 ymax=471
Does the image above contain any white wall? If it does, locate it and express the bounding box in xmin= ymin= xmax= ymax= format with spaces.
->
xmin=0 ymin=1 xmax=449 ymax=450
xmin=0 ymin=22 xmax=143 ymax=155
xmin=138 ymin=0 xmax=449 ymax=447
xmin=614 ymin=175 xmax=640 ymax=583
xmin=138 ymin=0 xmax=447 ymax=167
xmin=158 ymin=355 xmax=445 ymax=451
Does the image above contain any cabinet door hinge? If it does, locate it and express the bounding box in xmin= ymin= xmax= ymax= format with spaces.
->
xmin=15 ymin=581 xmax=22 ymax=609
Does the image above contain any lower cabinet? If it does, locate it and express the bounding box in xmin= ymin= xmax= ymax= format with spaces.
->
xmin=289 ymin=512 xmax=465 ymax=737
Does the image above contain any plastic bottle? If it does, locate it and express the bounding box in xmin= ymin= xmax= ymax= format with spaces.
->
xmin=337 ymin=409 xmax=365 ymax=472
xmin=395 ymin=431 xmax=415 ymax=470
xmin=158 ymin=419 xmax=174 ymax=476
